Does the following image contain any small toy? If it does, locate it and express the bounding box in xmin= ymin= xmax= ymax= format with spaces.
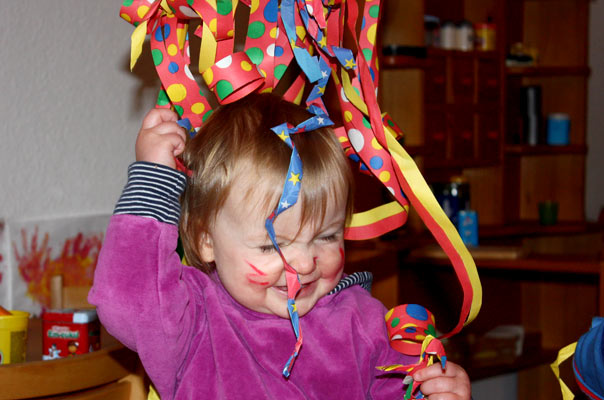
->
xmin=42 ymin=309 xmax=100 ymax=360
xmin=0 ymin=310 xmax=29 ymax=364
xmin=551 ymin=317 xmax=604 ymax=400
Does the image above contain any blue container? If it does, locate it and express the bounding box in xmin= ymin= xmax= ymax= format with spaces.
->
xmin=547 ymin=113 xmax=571 ymax=145
xmin=432 ymin=178 xmax=470 ymax=227
xmin=457 ymin=210 xmax=478 ymax=246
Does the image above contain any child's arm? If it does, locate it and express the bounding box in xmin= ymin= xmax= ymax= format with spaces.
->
xmin=413 ymin=361 xmax=472 ymax=400
xmin=89 ymin=109 xmax=190 ymax=396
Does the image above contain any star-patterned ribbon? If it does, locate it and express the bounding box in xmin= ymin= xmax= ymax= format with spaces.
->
xmin=266 ymin=107 xmax=333 ymax=377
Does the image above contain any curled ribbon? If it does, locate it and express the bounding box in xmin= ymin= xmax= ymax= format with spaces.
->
xmin=267 ymin=107 xmax=334 ymax=377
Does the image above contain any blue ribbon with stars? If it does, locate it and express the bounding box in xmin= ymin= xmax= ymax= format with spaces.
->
xmin=265 ymin=107 xmax=333 ymax=378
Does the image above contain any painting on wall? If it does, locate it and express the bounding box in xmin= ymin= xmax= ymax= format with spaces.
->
xmin=0 ymin=215 xmax=109 ymax=316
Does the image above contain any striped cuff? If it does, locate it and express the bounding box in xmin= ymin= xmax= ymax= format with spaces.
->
xmin=328 ymin=271 xmax=373 ymax=295
xmin=114 ymin=162 xmax=187 ymax=225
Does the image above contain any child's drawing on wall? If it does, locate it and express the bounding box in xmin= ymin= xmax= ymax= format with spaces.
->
xmin=1 ymin=215 xmax=108 ymax=315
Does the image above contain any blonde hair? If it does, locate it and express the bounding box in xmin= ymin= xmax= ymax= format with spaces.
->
xmin=180 ymin=93 xmax=354 ymax=272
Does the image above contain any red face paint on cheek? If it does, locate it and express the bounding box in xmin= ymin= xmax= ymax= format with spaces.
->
xmin=246 ymin=261 xmax=269 ymax=286
xmin=339 ymin=247 xmax=345 ymax=269
xmin=246 ymin=261 xmax=267 ymax=276
xmin=246 ymin=275 xmax=269 ymax=285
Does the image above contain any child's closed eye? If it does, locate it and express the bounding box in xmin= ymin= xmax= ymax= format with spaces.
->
xmin=259 ymin=244 xmax=276 ymax=253
xmin=318 ymin=233 xmax=339 ymax=243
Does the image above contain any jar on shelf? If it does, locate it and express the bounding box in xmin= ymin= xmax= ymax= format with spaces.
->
xmin=424 ymin=15 xmax=440 ymax=48
xmin=456 ymin=20 xmax=474 ymax=51
xmin=474 ymin=22 xmax=496 ymax=51
xmin=440 ymin=21 xmax=456 ymax=50
xmin=431 ymin=176 xmax=471 ymax=226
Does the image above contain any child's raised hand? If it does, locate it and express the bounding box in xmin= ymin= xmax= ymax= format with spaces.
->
xmin=135 ymin=108 xmax=187 ymax=169
xmin=413 ymin=361 xmax=471 ymax=400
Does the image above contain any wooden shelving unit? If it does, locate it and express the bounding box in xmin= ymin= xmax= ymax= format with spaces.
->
xmin=379 ymin=0 xmax=590 ymax=227
xmin=375 ymin=0 xmax=594 ymax=397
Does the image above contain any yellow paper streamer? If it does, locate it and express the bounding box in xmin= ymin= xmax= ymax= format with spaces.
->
xmin=348 ymin=201 xmax=406 ymax=228
xmin=551 ymin=342 xmax=578 ymax=400
xmin=384 ymin=127 xmax=482 ymax=325
xmin=199 ymin=21 xmax=218 ymax=72
xmin=130 ymin=20 xmax=149 ymax=70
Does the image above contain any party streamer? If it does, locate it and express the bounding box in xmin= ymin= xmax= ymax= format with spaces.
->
xmin=119 ymin=0 xmax=482 ymax=380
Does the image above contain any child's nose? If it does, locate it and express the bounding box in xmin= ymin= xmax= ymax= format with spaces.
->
xmin=290 ymin=246 xmax=316 ymax=276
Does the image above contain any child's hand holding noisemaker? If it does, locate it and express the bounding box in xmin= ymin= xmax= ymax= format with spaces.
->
xmin=135 ymin=109 xmax=187 ymax=169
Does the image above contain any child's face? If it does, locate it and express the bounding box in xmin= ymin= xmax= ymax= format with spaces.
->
xmin=201 ymin=182 xmax=347 ymax=318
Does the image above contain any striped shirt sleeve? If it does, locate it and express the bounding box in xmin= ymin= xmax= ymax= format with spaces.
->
xmin=328 ymin=271 xmax=373 ymax=295
xmin=114 ymin=162 xmax=187 ymax=225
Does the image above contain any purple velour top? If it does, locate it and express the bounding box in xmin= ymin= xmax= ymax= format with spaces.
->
xmin=88 ymin=163 xmax=414 ymax=399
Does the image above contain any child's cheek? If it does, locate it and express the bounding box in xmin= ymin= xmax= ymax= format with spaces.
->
xmin=320 ymin=246 xmax=346 ymax=280
xmin=245 ymin=260 xmax=270 ymax=286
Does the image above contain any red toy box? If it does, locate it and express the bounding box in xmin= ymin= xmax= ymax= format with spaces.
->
xmin=42 ymin=309 xmax=100 ymax=360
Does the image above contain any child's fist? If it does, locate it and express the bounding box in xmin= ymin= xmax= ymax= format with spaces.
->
xmin=135 ymin=108 xmax=187 ymax=169
xmin=413 ymin=361 xmax=471 ymax=400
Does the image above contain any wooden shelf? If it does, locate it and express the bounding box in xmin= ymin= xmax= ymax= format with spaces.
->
xmin=0 ymin=318 xmax=140 ymax=399
xmin=504 ymin=144 xmax=587 ymax=156
xmin=408 ymin=246 xmax=600 ymax=275
xmin=426 ymin=48 xmax=499 ymax=59
xmin=424 ymin=157 xmax=501 ymax=169
xmin=382 ymin=49 xmax=500 ymax=70
xmin=506 ymin=65 xmax=591 ymax=77
xmin=464 ymin=348 xmax=559 ymax=381
xmin=381 ymin=55 xmax=427 ymax=69
xmin=479 ymin=221 xmax=602 ymax=238
xmin=476 ymin=255 xmax=601 ymax=275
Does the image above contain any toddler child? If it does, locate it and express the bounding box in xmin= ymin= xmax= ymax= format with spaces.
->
xmin=89 ymin=93 xmax=471 ymax=399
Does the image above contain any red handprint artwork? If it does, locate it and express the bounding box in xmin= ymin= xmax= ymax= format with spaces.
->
xmin=12 ymin=227 xmax=103 ymax=308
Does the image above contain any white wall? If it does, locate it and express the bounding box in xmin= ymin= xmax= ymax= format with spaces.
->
xmin=0 ymin=1 xmax=157 ymax=221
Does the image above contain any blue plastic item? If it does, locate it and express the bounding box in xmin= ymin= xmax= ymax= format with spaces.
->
xmin=573 ymin=317 xmax=604 ymax=399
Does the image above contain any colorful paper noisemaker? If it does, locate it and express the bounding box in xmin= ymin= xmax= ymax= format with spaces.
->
xmin=378 ymin=304 xmax=447 ymax=399
xmin=119 ymin=0 xmax=482 ymax=380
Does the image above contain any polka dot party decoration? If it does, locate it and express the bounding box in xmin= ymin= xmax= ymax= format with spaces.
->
xmin=119 ymin=0 xmax=482 ymax=384
xmin=379 ymin=304 xmax=447 ymax=400
xmin=202 ymin=52 xmax=265 ymax=104
xmin=385 ymin=304 xmax=437 ymax=356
